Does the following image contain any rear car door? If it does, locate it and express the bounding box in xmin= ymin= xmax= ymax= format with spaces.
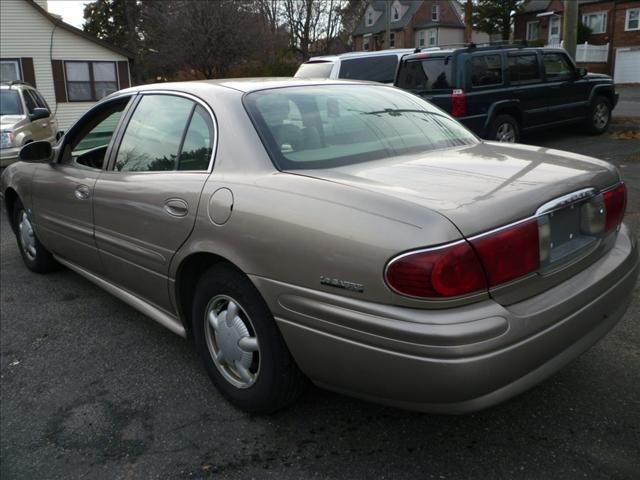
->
xmin=507 ymin=52 xmax=547 ymax=128
xmin=31 ymin=95 xmax=132 ymax=274
xmin=93 ymin=93 xmax=215 ymax=312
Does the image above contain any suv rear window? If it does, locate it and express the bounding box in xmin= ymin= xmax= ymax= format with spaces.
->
xmin=396 ymin=57 xmax=452 ymax=90
xmin=338 ymin=55 xmax=398 ymax=83
xmin=295 ymin=61 xmax=334 ymax=79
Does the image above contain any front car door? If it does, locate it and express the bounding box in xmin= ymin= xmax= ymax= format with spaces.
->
xmin=542 ymin=51 xmax=582 ymax=121
xmin=507 ymin=52 xmax=547 ymax=128
xmin=31 ymin=95 xmax=133 ymax=274
xmin=93 ymin=92 xmax=215 ymax=313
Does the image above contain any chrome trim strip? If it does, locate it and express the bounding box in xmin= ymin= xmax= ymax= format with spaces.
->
xmin=54 ymin=255 xmax=186 ymax=337
xmin=535 ymin=187 xmax=598 ymax=216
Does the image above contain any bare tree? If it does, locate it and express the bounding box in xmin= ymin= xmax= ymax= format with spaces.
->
xmin=281 ymin=0 xmax=344 ymax=58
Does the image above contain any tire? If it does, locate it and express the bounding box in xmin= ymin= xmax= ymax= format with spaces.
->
xmin=489 ymin=114 xmax=520 ymax=143
xmin=586 ymin=96 xmax=612 ymax=135
xmin=192 ymin=263 xmax=306 ymax=413
xmin=13 ymin=200 xmax=59 ymax=273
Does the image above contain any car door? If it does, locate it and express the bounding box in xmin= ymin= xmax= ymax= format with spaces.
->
xmin=31 ymin=95 xmax=133 ymax=274
xmin=93 ymin=93 xmax=215 ymax=312
xmin=542 ymin=52 xmax=582 ymax=121
xmin=507 ymin=52 xmax=547 ymax=128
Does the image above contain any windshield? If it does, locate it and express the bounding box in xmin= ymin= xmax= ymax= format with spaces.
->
xmin=294 ymin=61 xmax=334 ymax=79
xmin=396 ymin=57 xmax=453 ymax=91
xmin=0 ymin=90 xmax=23 ymax=115
xmin=245 ymin=85 xmax=477 ymax=170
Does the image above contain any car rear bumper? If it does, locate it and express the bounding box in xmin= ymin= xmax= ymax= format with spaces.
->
xmin=0 ymin=146 xmax=20 ymax=167
xmin=252 ymin=224 xmax=638 ymax=413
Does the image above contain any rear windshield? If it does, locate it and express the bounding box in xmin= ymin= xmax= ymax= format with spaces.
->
xmin=295 ymin=61 xmax=334 ymax=79
xmin=338 ymin=55 xmax=398 ymax=83
xmin=0 ymin=90 xmax=23 ymax=115
xmin=396 ymin=57 xmax=453 ymax=91
xmin=244 ymin=85 xmax=477 ymax=170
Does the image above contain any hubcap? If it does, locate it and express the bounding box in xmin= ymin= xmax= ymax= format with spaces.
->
xmin=18 ymin=211 xmax=37 ymax=261
xmin=594 ymin=103 xmax=609 ymax=129
xmin=496 ymin=122 xmax=516 ymax=142
xmin=204 ymin=295 xmax=260 ymax=388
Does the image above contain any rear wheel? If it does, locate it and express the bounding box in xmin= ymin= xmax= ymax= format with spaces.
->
xmin=587 ymin=96 xmax=611 ymax=135
xmin=13 ymin=200 xmax=59 ymax=273
xmin=489 ymin=114 xmax=520 ymax=143
xmin=192 ymin=264 xmax=306 ymax=413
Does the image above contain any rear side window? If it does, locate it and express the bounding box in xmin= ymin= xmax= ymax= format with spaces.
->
xmin=470 ymin=54 xmax=503 ymax=87
xmin=543 ymin=53 xmax=573 ymax=80
xmin=508 ymin=54 xmax=540 ymax=83
xmin=396 ymin=57 xmax=452 ymax=90
xmin=338 ymin=55 xmax=398 ymax=83
xmin=178 ymin=105 xmax=214 ymax=171
xmin=295 ymin=61 xmax=334 ymax=79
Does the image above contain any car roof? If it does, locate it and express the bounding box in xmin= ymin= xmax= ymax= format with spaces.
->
xmin=401 ymin=44 xmax=561 ymax=61
xmin=116 ymin=78 xmax=387 ymax=96
xmin=305 ymin=48 xmax=415 ymax=62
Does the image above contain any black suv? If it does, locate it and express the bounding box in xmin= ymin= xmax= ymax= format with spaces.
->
xmin=395 ymin=44 xmax=619 ymax=142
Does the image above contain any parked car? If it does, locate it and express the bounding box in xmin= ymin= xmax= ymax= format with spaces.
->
xmin=1 ymin=81 xmax=58 ymax=167
xmin=395 ymin=44 xmax=619 ymax=142
xmin=1 ymin=79 xmax=636 ymax=414
xmin=295 ymin=49 xmax=415 ymax=84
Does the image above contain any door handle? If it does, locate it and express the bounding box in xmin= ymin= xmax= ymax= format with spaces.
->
xmin=164 ymin=198 xmax=189 ymax=217
xmin=74 ymin=184 xmax=91 ymax=200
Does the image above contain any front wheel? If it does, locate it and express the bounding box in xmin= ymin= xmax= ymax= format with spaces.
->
xmin=13 ymin=201 xmax=60 ymax=273
xmin=192 ymin=264 xmax=306 ymax=413
xmin=587 ymin=96 xmax=611 ymax=135
xmin=489 ymin=114 xmax=520 ymax=143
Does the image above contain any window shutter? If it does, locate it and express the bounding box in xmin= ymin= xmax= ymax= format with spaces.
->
xmin=20 ymin=58 xmax=36 ymax=87
xmin=117 ymin=61 xmax=130 ymax=89
xmin=51 ymin=60 xmax=67 ymax=103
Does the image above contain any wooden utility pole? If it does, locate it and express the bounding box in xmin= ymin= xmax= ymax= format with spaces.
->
xmin=386 ymin=0 xmax=391 ymax=49
xmin=563 ymin=0 xmax=578 ymax=59
xmin=464 ymin=0 xmax=473 ymax=43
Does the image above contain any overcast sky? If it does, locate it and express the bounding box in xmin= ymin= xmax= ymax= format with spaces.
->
xmin=47 ymin=1 xmax=94 ymax=29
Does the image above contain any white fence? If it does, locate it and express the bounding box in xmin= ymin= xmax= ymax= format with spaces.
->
xmin=546 ymin=41 xmax=609 ymax=63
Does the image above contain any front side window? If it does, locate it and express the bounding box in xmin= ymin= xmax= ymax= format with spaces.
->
xmin=396 ymin=57 xmax=453 ymax=91
xmin=432 ymin=4 xmax=439 ymax=21
xmin=582 ymin=12 xmax=607 ymax=34
xmin=22 ymin=89 xmax=37 ymax=114
xmin=339 ymin=55 xmax=398 ymax=84
xmin=0 ymin=89 xmax=23 ymax=115
xmin=245 ymin=85 xmax=477 ymax=170
xmin=508 ymin=54 xmax=540 ymax=83
xmin=470 ymin=54 xmax=503 ymax=87
xmin=65 ymin=61 xmax=118 ymax=102
xmin=543 ymin=53 xmax=573 ymax=80
xmin=115 ymin=95 xmax=213 ymax=172
xmin=0 ymin=60 xmax=21 ymax=82
xmin=526 ymin=21 xmax=539 ymax=41
xmin=626 ymin=8 xmax=640 ymax=31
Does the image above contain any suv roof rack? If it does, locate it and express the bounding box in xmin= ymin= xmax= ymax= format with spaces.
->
xmin=0 ymin=80 xmax=32 ymax=87
xmin=412 ymin=40 xmax=530 ymax=55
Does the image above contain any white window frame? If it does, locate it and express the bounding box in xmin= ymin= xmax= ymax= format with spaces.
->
xmin=526 ymin=21 xmax=539 ymax=41
xmin=428 ymin=29 xmax=437 ymax=46
xmin=0 ymin=59 xmax=22 ymax=82
xmin=393 ymin=6 xmax=399 ymax=21
xmin=367 ymin=10 xmax=374 ymax=26
xmin=625 ymin=8 xmax=640 ymax=31
xmin=432 ymin=4 xmax=439 ymax=22
xmin=416 ymin=30 xmax=426 ymax=47
xmin=582 ymin=11 xmax=608 ymax=34
xmin=389 ymin=32 xmax=396 ymax=47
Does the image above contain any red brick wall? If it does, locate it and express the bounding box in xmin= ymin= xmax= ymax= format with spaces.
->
xmin=613 ymin=0 xmax=640 ymax=48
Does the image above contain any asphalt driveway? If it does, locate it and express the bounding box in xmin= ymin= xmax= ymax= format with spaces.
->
xmin=1 ymin=132 xmax=639 ymax=479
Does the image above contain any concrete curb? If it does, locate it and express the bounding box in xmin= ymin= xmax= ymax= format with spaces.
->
xmin=610 ymin=117 xmax=640 ymax=132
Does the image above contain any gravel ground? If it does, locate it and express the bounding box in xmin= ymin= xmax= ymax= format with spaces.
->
xmin=1 ymin=131 xmax=639 ymax=480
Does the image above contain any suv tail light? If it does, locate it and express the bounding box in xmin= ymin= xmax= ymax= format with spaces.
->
xmin=451 ymin=89 xmax=466 ymax=117
xmin=385 ymin=241 xmax=486 ymax=298
xmin=469 ymin=219 xmax=540 ymax=287
xmin=603 ymin=183 xmax=627 ymax=232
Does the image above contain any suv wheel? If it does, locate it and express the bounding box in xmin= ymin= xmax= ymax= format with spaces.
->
xmin=490 ymin=114 xmax=520 ymax=143
xmin=587 ymin=96 xmax=611 ymax=135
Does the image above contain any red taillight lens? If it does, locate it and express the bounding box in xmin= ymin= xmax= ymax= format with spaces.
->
xmin=603 ymin=183 xmax=627 ymax=232
xmin=385 ymin=241 xmax=487 ymax=298
xmin=451 ymin=89 xmax=466 ymax=117
xmin=470 ymin=219 xmax=539 ymax=287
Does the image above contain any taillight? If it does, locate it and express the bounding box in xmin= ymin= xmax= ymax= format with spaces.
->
xmin=385 ymin=241 xmax=486 ymax=298
xmin=451 ymin=89 xmax=466 ymax=117
xmin=470 ymin=219 xmax=539 ymax=287
xmin=603 ymin=183 xmax=626 ymax=232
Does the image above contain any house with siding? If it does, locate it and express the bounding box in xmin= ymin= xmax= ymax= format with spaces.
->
xmin=352 ymin=0 xmax=490 ymax=52
xmin=514 ymin=0 xmax=640 ymax=83
xmin=0 ymin=0 xmax=132 ymax=130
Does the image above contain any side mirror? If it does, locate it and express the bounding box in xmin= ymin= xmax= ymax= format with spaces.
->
xmin=19 ymin=140 xmax=52 ymax=163
xmin=30 ymin=107 xmax=50 ymax=121
xmin=576 ymin=67 xmax=588 ymax=78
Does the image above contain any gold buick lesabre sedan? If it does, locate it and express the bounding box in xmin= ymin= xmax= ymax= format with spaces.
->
xmin=1 ymin=79 xmax=637 ymax=413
